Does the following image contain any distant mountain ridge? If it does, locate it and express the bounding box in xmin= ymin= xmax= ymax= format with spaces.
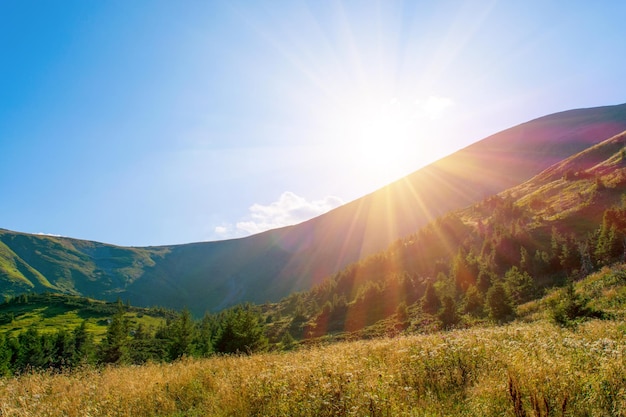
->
xmin=2 ymin=103 xmax=626 ymax=314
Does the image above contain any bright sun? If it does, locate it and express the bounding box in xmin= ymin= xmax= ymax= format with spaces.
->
xmin=332 ymin=95 xmax=454 ymax=184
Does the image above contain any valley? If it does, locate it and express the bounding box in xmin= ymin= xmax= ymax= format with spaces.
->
xmin=1 ymin=104 xmax=626 ymax=416
xmin=2 ymin=104 xmax=626 ymax=315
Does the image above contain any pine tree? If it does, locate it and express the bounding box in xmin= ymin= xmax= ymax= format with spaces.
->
xmin=195 ymin=313 xmax=214 ymax=357
xmin=169 ymin=308 xmax=197 ymax=360
xmin=438 ymin=296 xmax=459 ymax=329
xmin=421 ymin=282 xmax=440 ymax=314
xmin=280 ymin=331 xmax=297 ymax=351
xmin=100 ymin=304 xmax=130 ymax=364
xmin=396 ymin=301 xmax=409 ymax=324
xmin=452 ymin=250 xmax=474 ymax=293
xmin=504 ymin=266 xmax=536 ymax=304
xmin=51 ymin=330 xmax=75 ymax=369
xmin=0 ymin=334 xmax=11 ymax=376
xmin=520 ymin=247 xmax=531 ymax=273
xmin=486 ymin=282 xmax=514 ymax=322
xmin=463 ymin=285 xmax=484 ymax=316
xmin=73 ymin=320 xmax=96 ymax=365
xmin=214 ymin=305 xmax=268 ymax=354
xmin=551 ymin=280 xmax=601 ymax=326
xmin=16 ymin=327 xmax=45 ymax=371
xmin=476 ymin=268 xmax=494 ymax=294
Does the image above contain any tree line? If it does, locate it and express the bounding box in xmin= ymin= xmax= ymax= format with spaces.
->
xmin=0 ymin=302 xmax=269 ymax=376
xmin=275 ymin=195 xmax=626 ymax=337
xmin=2 ymin=192 xmax=625 ymax=369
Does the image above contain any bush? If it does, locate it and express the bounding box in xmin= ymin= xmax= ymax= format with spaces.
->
xmin=551 ymin=281 xmax=604 ymax=327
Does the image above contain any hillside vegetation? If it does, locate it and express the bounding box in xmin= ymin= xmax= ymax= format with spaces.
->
xmin=258 ymin=131 xmax=626 ymax=343
xmin=2 ymin=104 xmax=626 ymax=314
xmin=0 ymin=294 xmax=273 ymax=374
xmin=1 ymin=262 xmax=625 ymax=417
xmin=2 ymin=111 xmax=626 ymax=416
xmin=2 ymin=130 xmax=626 ymax=367
xmin=0 ymin=293 xmax=175 ymax=340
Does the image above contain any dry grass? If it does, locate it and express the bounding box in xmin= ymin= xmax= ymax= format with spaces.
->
xmin=0 ymin=319 xmax=624 ymax=416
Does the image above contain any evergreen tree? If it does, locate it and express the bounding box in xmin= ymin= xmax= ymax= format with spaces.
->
xmin=196 ymin=314 xmax=215 ymax=357
xmin=476 ymin=268 xmax=495 ymax=294
xmin=504 ymin=266 xmax=536 ymax=304
xmin=438 ymin=296 xmax=459 ymax=329
xmin=16 ymin=327 xmax=45 ymax=371
xmin=434 ymin=271 xmax=456 ymax=299
xmin=463 ymin=285 xmax=484 ymax=316
xmin=396 ymin=301 xmax=409 ymax=324
xmin=0 ymin=334 xmax=11 ymax=376
xmin=100 ymin=304 xmax=130 ymax=364
xmin=421 ymin=282 xmax=440 ymax=314
xmin=520 ymin=246 xmax=531 ymax=273
xmin=579 ymin=242 xmax=594 ymax=277
xmin=559 ymin=236 xmax=581 ymax=274
xmin=5 ymin=337 xmax=19 ymax=374
xmin=40 ymin=332 xmax=56 ymax=368
xmin=73 ymin=320 xmax=96 ymax=366
xmin=596 ymin=225 xmax=622 ymax=265
xmin=486 ymin=282 xmax=514 ymax=323
xmin=451 ymin=250 xmax=476 ymax=293
xmin=169 ymin=308 xmax=197 ymax=360
xmin=214 ymin=305 xmax=268 ymax=354
xmin=51 ymin=330 xmax=75 ymax=369
xmin=551 ymin=280 xmax=603 ymax=326
xmin=532 ymin=249 xmax=551 ymax=277
xmin=280 ymin=331 xmax=297 ymax=351
xmin=128 ymin=323 xmax=164 ymax=364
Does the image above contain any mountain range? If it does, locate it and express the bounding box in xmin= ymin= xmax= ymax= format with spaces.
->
xmin=2 ymin=103 xmax=626 ymax=314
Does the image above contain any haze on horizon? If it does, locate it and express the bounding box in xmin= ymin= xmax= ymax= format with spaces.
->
xmin=1 ymin=1 xmax=625 ymax=247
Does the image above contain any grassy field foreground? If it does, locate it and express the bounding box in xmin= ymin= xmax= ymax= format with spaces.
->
xmin=0 ymin=319 xmax=624 ymax=417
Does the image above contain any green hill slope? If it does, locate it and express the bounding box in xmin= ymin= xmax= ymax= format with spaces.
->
xmin=0 ymin=292 xmax=175 ymax=340
xmin=2 ymin=104 xmax=626 ymax=314
xmin=0 ymin=231 xmax=169 ymax=297
xmin=262 ymin=129 xmax=626 ymax=340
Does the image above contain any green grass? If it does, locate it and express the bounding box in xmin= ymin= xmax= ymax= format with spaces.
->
xmin=1 ymin=265 xmax=625 ymax=416
xmin=0 ymin=293 xmax=173 ymax=341
xmin=1 ymin=319 xmax=623 ymax=416
xmin=0 ymin=240 xmax=34 ymax=288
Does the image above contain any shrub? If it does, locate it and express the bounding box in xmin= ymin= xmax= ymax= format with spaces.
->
xmin=551 ymin=281 xmax=604 ymax=327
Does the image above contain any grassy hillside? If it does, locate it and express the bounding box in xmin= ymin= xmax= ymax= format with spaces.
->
xmin=1 ymin=263 xmax=624 ymax=416
xmin=2 ymin=138 xmax=626 ymax=415
xmin=259 ymin=130 xmax=626 ymax=342
xmin=0 ymin=293 xmax=174 ymax=341
xmin=269 ymin=103 xmax=626 ymax=290
xmin=2 ymin=104 xmax=626 ymax=315
xmin=0 ymin=230 xmax=169 ymax=298
xmin=3 ymin=128 xmax=626 ymax=348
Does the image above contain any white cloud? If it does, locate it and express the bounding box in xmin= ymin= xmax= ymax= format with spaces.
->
xmin=36 ymin=232 xmax=63 ymax=237
xmin=214 ymin=192 xmax=345 ymax=238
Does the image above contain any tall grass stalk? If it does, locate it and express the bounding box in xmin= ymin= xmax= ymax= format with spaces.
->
xmin=0 ymin=319 xmax=624 ymax=416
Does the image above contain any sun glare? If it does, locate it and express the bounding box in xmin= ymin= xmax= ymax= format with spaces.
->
xmin=352 ymin=99 xmax=411 ymax=163
xmin=331 ymin=96 xmax=454 ymax=185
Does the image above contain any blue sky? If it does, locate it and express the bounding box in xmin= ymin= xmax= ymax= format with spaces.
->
xmin=1 ymin=1 xmax=625 ymax=246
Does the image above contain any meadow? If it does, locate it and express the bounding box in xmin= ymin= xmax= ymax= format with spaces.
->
xmin=0 ymin=317 xmax=623 ymax=417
